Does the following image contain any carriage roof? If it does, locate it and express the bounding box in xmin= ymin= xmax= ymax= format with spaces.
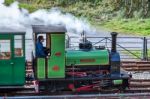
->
xmin=0 ymin=27 xmax=26 ymax=34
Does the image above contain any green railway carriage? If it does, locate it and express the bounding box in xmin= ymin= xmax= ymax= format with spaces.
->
xmin=0 ymin=28 xmax=26 ymax=87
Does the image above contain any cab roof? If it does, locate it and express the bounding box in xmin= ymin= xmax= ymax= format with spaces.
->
xmin=32 ymin=25 xmax=67 ymax=34
xmin=0 ymin=27 xmax=26 ymax=34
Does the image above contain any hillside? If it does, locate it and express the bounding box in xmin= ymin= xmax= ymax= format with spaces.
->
xmin=4 ymin=0 xmax=150 ymax=36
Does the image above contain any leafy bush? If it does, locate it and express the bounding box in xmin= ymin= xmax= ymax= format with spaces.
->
xmin=4 ymin=0 xmax=14 ymax=6
xmin=19 ymin=3 xmax=37 ymax=12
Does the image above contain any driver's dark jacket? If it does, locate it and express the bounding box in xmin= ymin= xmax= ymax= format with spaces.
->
xmin=36 ymin=40 xmax=46 ymax=57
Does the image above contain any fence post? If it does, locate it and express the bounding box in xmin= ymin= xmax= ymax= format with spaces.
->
xmin=66 ymin=37 xmax=70 ymax=48
xmin=105 ymin=37 xmax=108 ymax=48
xmin=145 ymin=37 xmax=148 ymax=60
xmin=142 ymin=37 xmax=148 ymax=61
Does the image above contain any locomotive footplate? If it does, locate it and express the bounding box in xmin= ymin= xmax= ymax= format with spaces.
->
xmin=0 ymin=86 xmax=25 ymax=89
xmin=37 ymin=75 xmax=129 ymax=81
xmin=36 ymin=72 xmax=129 ymax=93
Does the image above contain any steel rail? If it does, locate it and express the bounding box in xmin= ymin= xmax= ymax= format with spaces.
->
xmin=1 ymin=93 xmax=150 ymax=99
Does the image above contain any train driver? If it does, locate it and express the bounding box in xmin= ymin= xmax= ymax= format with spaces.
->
xmin=36 ymin=36 xmax=49 ymax=57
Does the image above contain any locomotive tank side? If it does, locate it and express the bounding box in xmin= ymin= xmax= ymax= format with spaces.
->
xmin=66 ymin=31 xmax=109 ymax=67
xmin=66 ymin=49 xmax=109 ymax=66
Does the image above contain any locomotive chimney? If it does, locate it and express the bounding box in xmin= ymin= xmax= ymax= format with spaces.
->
xmin=111 ymin=32 xmax=118 ymax=52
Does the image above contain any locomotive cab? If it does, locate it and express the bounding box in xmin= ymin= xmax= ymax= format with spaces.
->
xmin=32 ymin=25 xmax=66 ymax=80
xmin=0 ymin=27 xmax=26 ymax=87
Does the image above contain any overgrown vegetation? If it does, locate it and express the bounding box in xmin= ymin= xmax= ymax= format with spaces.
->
xmin=133 ymin=49 xmax=150 ymax=59
xmin=122 ymin=49 xmax=150 ymax=60
xmin=4 ymin=0 xmax=150 ymax=36
xmin=149 ymin=49 xmax=150 ymax=58
xmin=4 ymin=0 xmax=14 ymax=5
xmin=101 ymin=19 xmax=150 ymax=36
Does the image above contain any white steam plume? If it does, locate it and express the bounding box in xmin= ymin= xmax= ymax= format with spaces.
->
xmin=0 ymin=0 xmax=95 ymax=38
xmin=0 ymin=1 xmax=29 ymax=28
xmin=30 ymin=8 xmax=93 ymax=34
xmin=0 ymin=0 xmax=4 ymax=4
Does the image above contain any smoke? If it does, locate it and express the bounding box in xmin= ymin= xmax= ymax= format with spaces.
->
xmin=0 ymin=0 xmax=95 ymax=38
xmin=0 ymin=0 xmax=4 ymax=4
xmin=30 ymin=8 xmax=93 ymax=34
xmin=0 ymin=1 xmax=29 ymax=28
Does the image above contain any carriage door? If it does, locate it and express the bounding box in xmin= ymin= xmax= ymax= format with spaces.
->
xmin=13 ymin=35 xmax=25 ymax=85
xmin=0 ymin=35 xmax=13 ymax=85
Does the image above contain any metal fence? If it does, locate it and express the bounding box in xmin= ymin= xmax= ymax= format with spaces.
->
xmin=147 ymin=38 xmax=150 ymax=60
xmin=66 ymin=36 xmax=150 ymax=61
xmin=25 ymin=36 xmax=150 ymax=61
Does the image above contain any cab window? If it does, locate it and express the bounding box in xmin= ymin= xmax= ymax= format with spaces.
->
xmin=0 ymin=40 xmax=11 ymax=59
xmin=14 ymin=35 xmax=23 ymax=57
xmin=36 ymin=34 xmax=51 ymax=57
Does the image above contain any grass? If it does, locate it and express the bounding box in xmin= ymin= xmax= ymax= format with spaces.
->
xmin=122 ymin=49 xmax=150 ymax=59
xmin=122 ymin=50 xmax=141 ymax=59
xmin=99 ymin=19 xmax=150 ymax=36
xmin=148 ymin=49 xmax=150 ymax=58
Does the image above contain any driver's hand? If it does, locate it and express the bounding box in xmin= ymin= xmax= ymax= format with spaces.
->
xmin=48 ymin=53 xmax=50 ymax=56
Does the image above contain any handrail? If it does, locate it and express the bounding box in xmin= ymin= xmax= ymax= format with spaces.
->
xmin=93 ymin=37 xmax=107 ymax=46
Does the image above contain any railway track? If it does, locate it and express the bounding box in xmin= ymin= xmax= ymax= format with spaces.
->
xmin=126 ymin=79 xmax=150 ymax=93
xmin=121 ymin=61 xmax=150 ymax=93
xmin=2 ymin=93 xmax=150 ymax=99
xmin=121 ymin=61 xmax=150 ymax=71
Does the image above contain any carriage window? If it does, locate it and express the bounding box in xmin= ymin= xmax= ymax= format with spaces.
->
xmin=14 ymin=35 xmax=23 ymax=57
xmin=0 ymin=40 xmax=11 ymax=59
